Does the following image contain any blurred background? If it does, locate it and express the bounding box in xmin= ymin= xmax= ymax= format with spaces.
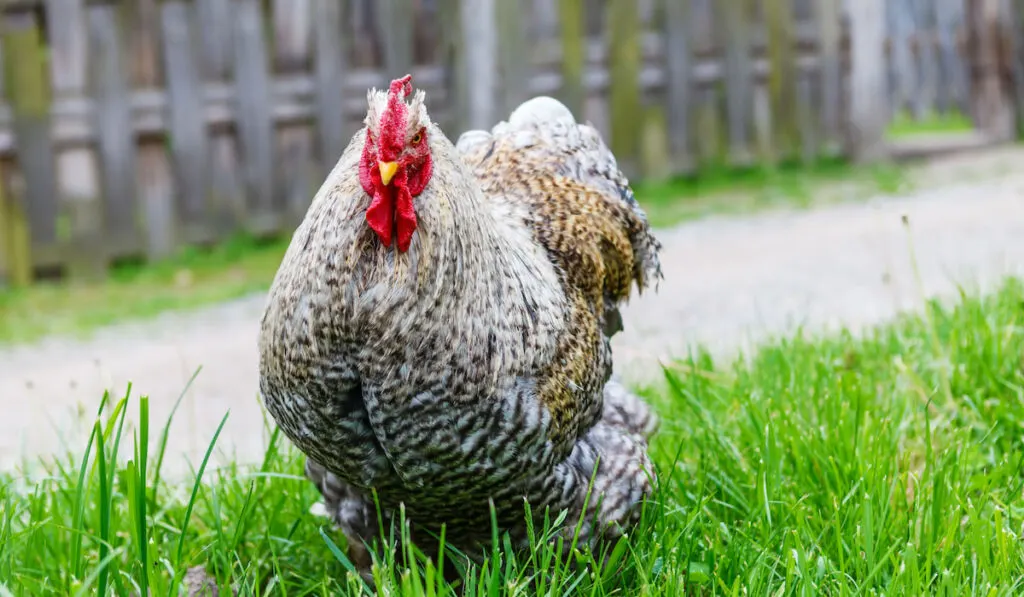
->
xmin=1 ymin=0 xmax=1023 ymax=472
xmin=0 ymin=0 xmax=1015 ymax=289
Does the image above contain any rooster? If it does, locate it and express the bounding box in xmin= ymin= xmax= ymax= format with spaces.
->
xmin=258 ymin=75 xmax=663 ymax=580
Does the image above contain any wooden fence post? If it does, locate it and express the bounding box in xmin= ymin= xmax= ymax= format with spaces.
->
xmin=197 ymin=0 xmax=247 ymax=237
xmin=817 ymin=0 xmax=843 ymax=155
xmin=271 ymin=0 xmax=317 ymax=227
xmin=559 ymin=0 xmax=585 ymax=119
xmin=663 ymin=0 xmax=694 ymax=174
xmin=966 ymin=0 xmax=1016 ymax=140
xmin=496 ymin=0 xmax=530 ymax=118
xmin=48 ymin=0 xmax=107 ymax=282
xmin=378 ymin=0 xmax=415 ymax=81
xmin=161 ymin=1 xmax=214 ymax=244
xmin=1008 ymin=0 xmax=1024 ymax=138
xmin=89 ymin=2 xmax=141 ymax=260
xmin=1 ymin=6 xmax=59 ymax=286
xmin=460 ymin=0 xmax=498 ymax=131
xmin=765 ymin=0 xmax=798 ymax=164
xmin=314 ymin=0 xmax=350 ymax=170
xmin=127 ymin=0 xmax=177 ymax=261
xmin=234 ymin=0 xmax=278 ymax=235
xmin=607 ymin=0 xmax=641 ymax=178
xmin=845 ymin=0 xmax=889 ymax=162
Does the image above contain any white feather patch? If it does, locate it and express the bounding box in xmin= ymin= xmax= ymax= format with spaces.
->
xmin=508 ymin=96 xmax=577 ymax=128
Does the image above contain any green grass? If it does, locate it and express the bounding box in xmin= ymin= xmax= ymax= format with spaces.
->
xmin=0 ymin=159 xmax=911 ymax=346
xmin=885 ymin=110 xmax=975 ymax=139
xmin=635 ymin=158 xmax=909 ymax=228
xmin=4 ymin=273 xmax=1024 ymax=595
xmin=0 ymin=233 xmax=291 ymax=344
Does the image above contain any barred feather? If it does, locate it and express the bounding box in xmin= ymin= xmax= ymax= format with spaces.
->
xmin=259 ymin=87 xmax=662 ymax=580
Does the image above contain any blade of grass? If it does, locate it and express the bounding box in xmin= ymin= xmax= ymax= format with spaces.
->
xmin=175 ymin=410 xmax=230 ymax=565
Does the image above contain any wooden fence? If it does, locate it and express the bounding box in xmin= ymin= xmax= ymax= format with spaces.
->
xmin=886 ymin=0 xmax=970 ymax=119
xmin=0 ymin=0 xmax=1019 ymax=287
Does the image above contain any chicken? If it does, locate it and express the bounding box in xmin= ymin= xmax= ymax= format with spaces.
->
xmin=257 ymin=75 xmax=663 ymax=580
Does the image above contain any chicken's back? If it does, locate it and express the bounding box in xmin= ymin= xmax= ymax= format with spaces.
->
xmin=457 ymin=97 xmax=663 ymax=334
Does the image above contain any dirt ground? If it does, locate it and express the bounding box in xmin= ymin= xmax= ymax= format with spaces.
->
xmin=3 ymin=146 xmax=1023 ymax=478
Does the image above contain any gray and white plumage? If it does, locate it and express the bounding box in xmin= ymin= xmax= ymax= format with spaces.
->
xmin=258 ymin=86 xmax=661 ymax=580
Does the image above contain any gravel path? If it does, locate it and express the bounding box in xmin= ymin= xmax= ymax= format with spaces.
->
xmin=3 ymin=147 xmax=1024 ymax=477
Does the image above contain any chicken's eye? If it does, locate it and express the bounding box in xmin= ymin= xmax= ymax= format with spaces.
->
xmin=410 ymin=132 xmax=423 ymax=145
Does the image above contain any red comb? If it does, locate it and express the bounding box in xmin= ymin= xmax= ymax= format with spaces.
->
xmin=389 ymin=74 xmax=413 ymax=98
xmin=379 ymin=75 xmax=414 ymax=160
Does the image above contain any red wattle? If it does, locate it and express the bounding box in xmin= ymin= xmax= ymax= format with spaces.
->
xmin=394 ymin=185 xmax=417 ymax=252
xmin=365 ymin=187 xmax=394 ymax=248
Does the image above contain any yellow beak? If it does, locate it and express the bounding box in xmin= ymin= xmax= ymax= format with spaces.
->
xmin=378 ymin=161 xmax=399 ymax=186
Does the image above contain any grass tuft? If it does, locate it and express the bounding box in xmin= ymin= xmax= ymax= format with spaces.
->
xmin=4 ymin=276 xmax=1024 ymax=594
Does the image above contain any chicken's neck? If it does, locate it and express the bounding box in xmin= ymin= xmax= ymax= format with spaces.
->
xmin=355 ymin=154 xmax=540 ymax=308
xmin=303 ymin=133 xmax=563 ymax=345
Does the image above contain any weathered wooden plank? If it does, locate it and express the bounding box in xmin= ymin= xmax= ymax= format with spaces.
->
xmin=127 ymin=0 xmax=164 ymax=86
xmin=664 ymin=0 xmax=694 ymax=173
xmin=693 ymin=89 xmax=723 ymax=168
xmin=1008 ymin=0 xmax=1024 ymax=137
xmin=196 ymin=0 xmax=243 ymax=236
xmin=89 ymin=4 xmax=140 ymax=257
xmin=314 ymin=0 xmax=349 ymax=171
xmin=607 ymin=0 xmax=642 ymax=178
xmin=533 ymin=0 xmax=558 ymax=40
xmin=911 ymin=0 xmax=939 ymax=119
xmin=196 ymin=0 xmax=234 ymax=79
xmin=45 ymin=0 xmax=107 ymax=279
xmin=273 ymin=0 xmax=313 ymax=72
xmin=377 ymin=0 xmax=415 ymax=80
xmin=460 ymin=0 xmax=498 ymax=130
xmin=888 ymin=0 xmax=916 ymax=118
xmin=765 ymin=0 xmax=798 ymax=162
xmin=796 ymin=70 xmax=817 ymax=164
xmin=135 ymin=142 xmax=175 ymax=257
xmin=437 ymin=0 xmax=465 ymax=137
xmin=412 ymin=0 xmax=442 ymax=64
xmin=847 ymin=0 xmax=889 ymax=161
xmin=690 ymin=0 xmax=723 ymax=166
xmin=583 ymin=0 xmax=602 ymax=36
xmin=126 ymin=0 xmax=176 ymax=260
xmin=719 ymin=0 xmax=753 ymax=165
xmin=2 ymin=7 xmax=59 ymax=280
xmin=273 ymin=0 xmax=316 ymax=224
xmin=496 ymin=0 xmax=531 ymax=117
xmin=233 ymin=0 xmax=278 ymax=232
xmin=46 ymin=0 xmax=89 ymax=95
xmin=815 ymin=0 xmax=842 ymax=154
xmin=0 ymin=163 xmax=30 ymax=286
xmin=345 ymin=0 xmax=374 ymax=67
xmin=558 ymin=0 xmax=585 ymax=118
xmin=966 ymin=0 xmax=1015 ymax=139
xmin=690 ymin=0 xmax=715 ymax=53
xmin=935 ymin=0 xmax=968 ymax=115
xmin=640 ymin=105 xmax=672 ymax=181
xmin=794 ymin=2 xmax=818 ymax=164
xmin=161 ymin=1 xmax=213 ymax=244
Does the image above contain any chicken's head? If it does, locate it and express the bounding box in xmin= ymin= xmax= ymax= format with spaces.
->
xmin=358 ymin=74 xmax=434 ymax=253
